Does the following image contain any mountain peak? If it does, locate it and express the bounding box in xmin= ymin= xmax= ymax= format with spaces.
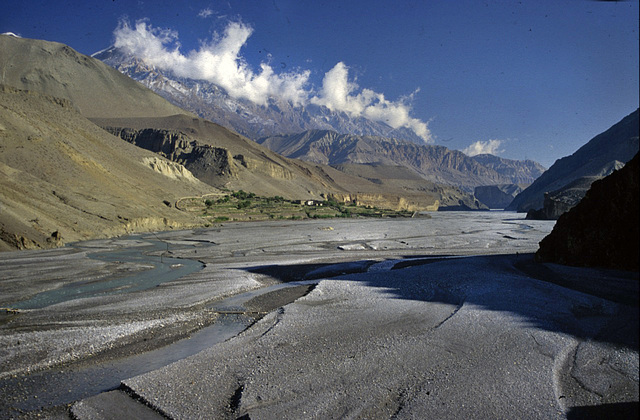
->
xmin=93 ymin=47 xmax=428 ymax=144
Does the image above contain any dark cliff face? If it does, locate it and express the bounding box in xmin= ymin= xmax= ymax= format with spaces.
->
xmin=526 ymin=176 xmax=605 ymax=220
xmin=535 ymin=153 xmax=639 ymax=271
xmin=103 ymin=127 xmax=234 ymax=186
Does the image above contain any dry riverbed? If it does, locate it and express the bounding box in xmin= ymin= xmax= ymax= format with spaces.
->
xmin=0 ymin=212 xmax=637 ymax=419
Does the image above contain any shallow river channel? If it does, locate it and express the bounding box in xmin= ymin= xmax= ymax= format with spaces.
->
xmin=0 ymin=238 xmax=318 ymax=416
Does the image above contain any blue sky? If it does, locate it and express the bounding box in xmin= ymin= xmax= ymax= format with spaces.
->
xmin=2 ymin=0 xmax=638 ymax=168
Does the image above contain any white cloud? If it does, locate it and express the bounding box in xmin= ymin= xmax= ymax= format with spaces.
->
xmin=112 ymin=19 xmax=431 ymax=142
xmin=311 ymin=62 xmax=432 ymax=142
xmin=198 ymin=8 xmax=214 ymax=18
xmin=113 ymin=19 xmax=310 ymax=106
xmin=462 ymin=139 xmax=504 ymax=156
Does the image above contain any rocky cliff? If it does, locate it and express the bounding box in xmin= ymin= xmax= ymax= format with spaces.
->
xmin=91 ymin=116 xmax=451 ymax=210
xmin=470 ymin=154 xmax=545 ymax=185
xmin=535 ymin=153 xmax=639 ymax=271
xmin=102 ymin=127 xmax=236 ymax=187
xmin=525 ymin=175 xmax=611 ymax=220
xmin=508 ymin=109 xmax=639 ymax=212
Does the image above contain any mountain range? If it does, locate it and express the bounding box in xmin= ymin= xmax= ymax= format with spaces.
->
xmin=94 ymin=46 xmax=547 ymax=200
xmin=1 ymin=34 xmax=636 ymax=250
xmin=257 ymin=130 xmax=545 ymax=192
xmin=94 ymin=47 xmax=426 ymax=144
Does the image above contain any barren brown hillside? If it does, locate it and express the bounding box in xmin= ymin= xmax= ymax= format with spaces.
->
xmin=0 ymin=85 xmax=216 ymax=250
xmin=0 ymin=35 xmax=191 ymax=119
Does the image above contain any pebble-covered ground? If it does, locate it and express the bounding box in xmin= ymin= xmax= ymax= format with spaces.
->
xmin=1 ymin=212 xmax=637 ymax=419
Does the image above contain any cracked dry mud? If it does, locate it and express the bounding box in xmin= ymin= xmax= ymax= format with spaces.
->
xmin=1 ymin=212 xmax=638 ymax=419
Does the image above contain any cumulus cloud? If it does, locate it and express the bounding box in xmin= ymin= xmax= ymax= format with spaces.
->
xmin=462 ymin=139 xmax=504 ymax=156
xmin=311 ymin=62 xmax=431 ymax=142
xmin=112 ymin=19 xmax=431 ymax=142
xmin=198 ymin=8 xmax=214 ymax=18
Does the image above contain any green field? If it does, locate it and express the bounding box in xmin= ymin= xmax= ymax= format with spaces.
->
xmin=176 ymin=190 xmax=418 ymax=224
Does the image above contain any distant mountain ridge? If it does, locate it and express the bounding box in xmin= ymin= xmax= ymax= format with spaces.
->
xmin=257 ymin=130 xmax=544 ymax=191
xmin=94 ymin=47 xmax=426 ymax=143
xmin=470 ymin=154 xmax=546 ymax=185
xmin=508 ymin=109 xmax=639 ymax=212
xmin=94 ymin=46 xmax=547 ymax=194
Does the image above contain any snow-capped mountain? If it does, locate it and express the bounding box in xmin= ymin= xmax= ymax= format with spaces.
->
xmin=94 ymin=46 xmax=425 ymax=143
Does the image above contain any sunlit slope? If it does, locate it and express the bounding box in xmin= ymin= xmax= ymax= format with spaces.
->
xmin=0 ymin=35 xmax=192 ymax=119
xmin=0 ymin=86 xmax=216 ymax=250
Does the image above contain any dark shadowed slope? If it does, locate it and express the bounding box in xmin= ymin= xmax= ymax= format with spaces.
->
xmin=536 ymin=152 xmax=639 ymax=271
xmin=508 ymin=109 xmax=639 ymax=212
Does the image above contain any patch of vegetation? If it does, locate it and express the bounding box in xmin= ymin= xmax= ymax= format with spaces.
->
xmin=182 ymin=190 xmax=415 ymax=222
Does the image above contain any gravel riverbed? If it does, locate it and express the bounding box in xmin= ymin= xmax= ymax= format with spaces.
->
xmin=1 ymin=213 xmax=637 ymax=419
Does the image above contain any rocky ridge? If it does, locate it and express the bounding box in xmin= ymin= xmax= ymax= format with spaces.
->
xmin=470 ymin=154 xmax=545 ymax=185
xmin=258 ymin=130 xmax=542 ymax=192
xmin=508 ymin=109 xmax=639 ymax=212
xmin=95 ymin=117 xmax=481 ymax=211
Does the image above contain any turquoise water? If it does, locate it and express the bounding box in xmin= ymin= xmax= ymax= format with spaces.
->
xmin=10 ymin=239 xmax=204 ymax=310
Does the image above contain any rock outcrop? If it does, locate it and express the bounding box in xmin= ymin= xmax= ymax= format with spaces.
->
xmin=525 ymin=176 xmax=608 ymax=220
xmin=103 ymin=127 xmax=235 ymax=186
xmin=93 ymin=116 xmax=457 ymax=211
xmin=535 ymin=153 xmax=639 ymax=271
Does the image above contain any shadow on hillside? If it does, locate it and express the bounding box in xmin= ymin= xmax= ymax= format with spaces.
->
xmin=243 ymin=253 xmax=639 ymax=351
